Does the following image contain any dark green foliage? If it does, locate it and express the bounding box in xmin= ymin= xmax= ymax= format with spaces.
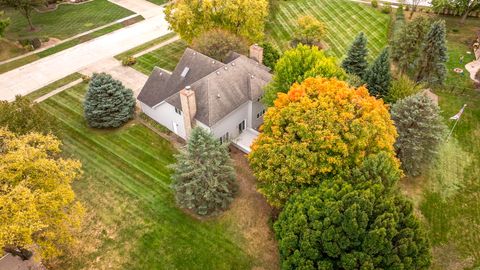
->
xmin=84 ymin=73 xmax=135 ymax=129
xmin=170 ymin=127 xmax=237 ymax=216
xmin=416 ymin=20 xmax=448 ymax=85
xmin=275 ymin=181 xmax=431 ymax=270
xmin=0 ymin=11 xmax=9 ymax=37
xmin=391 ymin=17 xmax=431 ymax=74
xmin=364 ymin=48 xmax=391 ymax=98
xmin=0 ymin=95 xmax=57 ymax=135
xmin=341 ymin=32 xmax=368 ymax=79
xmin=260 ymin=42 xmax=281 ymax=71
xmin=391 ymin=93 xmax=447 ymax=176
xmin=263 ymin=44 xmax=346 ymax=106
xmin=191 ymin=28 xmax=248 ymax=63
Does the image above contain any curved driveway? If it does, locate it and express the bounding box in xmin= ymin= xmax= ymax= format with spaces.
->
xmin=0 ymin=3 xmax=170 ymax=101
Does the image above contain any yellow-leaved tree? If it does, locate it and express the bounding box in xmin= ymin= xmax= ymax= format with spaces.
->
xmin=0 ymin=128 xmax=84 ymax=260
xmin=249 ymin=78 xmax=399 ymax=207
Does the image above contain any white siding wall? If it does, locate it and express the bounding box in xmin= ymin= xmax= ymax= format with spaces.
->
xmin=140 ymin=102 xmax=187 ymax=139
xmin=251 ymin=101 xmax=265 ymax=130
xmin=210 ymin=102 xmax=250 ymax=141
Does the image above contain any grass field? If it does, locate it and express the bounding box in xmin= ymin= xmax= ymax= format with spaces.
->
xmin=266 ymin=0 xmax=391 ymax=59
xmin=146 ymin=0 xmax=168 ymax=5
xmin=38 ymin=84 xmax=253 ymax=269
xmin=0 ymin=39 xmax=26 ymax=61
xmin=2 ymin=0 xmax=133 ymax=40
xmin=399 ymin=15 xmax=480 ymax=270
xmin=133 ymin=39 xmax=188 ymax=74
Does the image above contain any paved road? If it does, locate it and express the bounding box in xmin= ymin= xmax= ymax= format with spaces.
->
xmin=0 ymin=6 xmax=170 ymax=101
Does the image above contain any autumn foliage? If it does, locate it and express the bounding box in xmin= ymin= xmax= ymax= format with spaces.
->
xmin=249 ymin=77 xmax=398 ymax=207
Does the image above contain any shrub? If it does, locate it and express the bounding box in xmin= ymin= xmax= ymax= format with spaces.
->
xmin=371 ymin=0 xmax=378 ymax=8
xmin=391 ymin=93 xmax=447 ymax=176
xmin=249 ymin=77 xmax=398 ymax=207
xmin=260 ymin=42 xmax=281 ymax=71
xmin=191 ymin=28 xmax=249 ymax=62
xmin=274 ymin=182 xmax=431 ymax=269
xmin=24 ymin=44 xmax=34 ymax=52
xmin=122 ymin=56 xmax=137 ymax=66
xmin=170 ymin=127 xmax=237 ymax=216
xmin=385 ymin=74 xmax=424 ymax=103
xmin=31 ymin=38 xmax=41 ymax=49
xmin=84 ymin=73 xmax=136 ymax=128
xmin=381 ymin=3 xmax=392 ymax=14
xmin=263 ymin=44 xmax=346 ymax=106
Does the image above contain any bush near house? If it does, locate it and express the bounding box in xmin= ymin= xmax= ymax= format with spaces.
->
xmin=84 ymin=73 xmax=135 ymax=129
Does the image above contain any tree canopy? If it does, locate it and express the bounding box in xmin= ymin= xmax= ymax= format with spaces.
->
xmin=191 ymin=28 xmax=248 ymax=62
xmin=432 ymin=0 xmax=480 ymax=23
xmin=164 ymin=0 xmax=269 ymax=43
xmin=0 ymin=128 xmax=84 ymax=260
xmin=0 ymin=95 xmax=57 ymax=135
xmin=249 ymin=77 xmax=398 ymax=207
xmin=292 ymin=15 xmax=326 ymax=47
xmin=170 ymin=127 xmax=237 ymax=216
xmin=274 ymin=181 xmax=431 ymax=270
xmin=84 ymin=73 xmax=136 ymax=129
xmin=0 ymin=11 xmax=9 ymax=37
xmin=391 ymin=93 xmax=447 ymax=176
xmin=364 ymin=48 xmax=391 ymax=99
xmin=260 ymin=42 xmax=281 ymax=71
xmin=263 ymin=44 xmax=346 ymax=106
xmin=0 ymin=0 xmax=44 ymax=30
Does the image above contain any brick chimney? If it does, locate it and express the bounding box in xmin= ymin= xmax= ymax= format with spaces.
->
xmin=179 ymin=86 xmax=196 ymax=138
xmin=249 ymin=44 xmax=264 ymax=64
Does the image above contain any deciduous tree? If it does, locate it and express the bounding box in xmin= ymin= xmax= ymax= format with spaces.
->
xmin=0 ymin=11 xmax=9 ymax=37
xmin=263 ymin=44 xmax=346 ymax=106
xmin=292 ymin=15 xmax=326 ymax=47
xmin=391 ymin=92 xmax=447 ymax=176
xmin=84 ymin=73 xmax=135 ymax=129
xmin=164 ymin=0 xmax=269 ymax=43
xmin=170 ymin=127 xmax=237 ymax=216
xmin=364 ymin=48 xmax=391 ymax=98
xmin=249 ymin=77 xmax=398 ymax=207
xmin=191 ymin=28 xmax=248 ymax=62
xmin=0 ymin=0 xmax=45 ymax=31
xmin=0 ymin=95 xmax=57 ymax=135
xmin=432 ymin=0 xmax=480 ymax=23
xmin=0 ymin=129 xmax=84 ymax=260
xmin=341 ymin=32 xmax=368 ymax=79
xmin=274 ymin=182 xmax=431 ymax=270
xmin=260 ymin=42 xmax=281 ymax=71
xmin=416 ymin=20 xmax=448 ymax=85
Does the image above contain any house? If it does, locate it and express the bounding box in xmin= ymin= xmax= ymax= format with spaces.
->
xmin=137 ymin=45 xmax=272 ymax=153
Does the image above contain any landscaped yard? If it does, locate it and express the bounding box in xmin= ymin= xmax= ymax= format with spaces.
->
xmin=133 ymin=39 xmax=188 ymax=74
xmin=2 ymin=0 xmax=133 ymax=40
xmin=266 ymin=0 xmax=391 ymax=59
xmin=399 ymin=14 xmax=480 ymax=270
xmin=37 ymin=84 xmax=257 ymax=269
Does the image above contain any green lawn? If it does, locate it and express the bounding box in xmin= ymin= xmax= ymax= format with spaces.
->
xmin=266 ymin=0 xmax=391 ymax=59
xmin=38 ymin=84 xmax=252 ymax=269
xmin=401 ymin=15 xmax=480 ymax=269
xmin=114 ymin=32 xmax=177 ymax=60
xmin=2 ymin=0 xmax=133 ymax=40
xmin=133 ymin=39 xmax=188 ymax=75
xmin=0 ymin=39 xmax=26 ymax=61
xmin=146 ymin=0 xmax=168 ymax=5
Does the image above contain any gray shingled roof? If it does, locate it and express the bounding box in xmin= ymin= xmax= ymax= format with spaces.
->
xmin=138 ymin=48 xmax=272 ymax=127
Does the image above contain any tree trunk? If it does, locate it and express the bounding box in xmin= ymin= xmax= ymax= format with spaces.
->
xmin=460 ymin=10 xmax=470 ymax=24
xmin=22 ymin=8 xmax=35 ymax=31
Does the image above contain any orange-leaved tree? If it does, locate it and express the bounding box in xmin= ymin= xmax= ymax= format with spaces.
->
xmin=249 ymin=77 xmax=399 ymax=207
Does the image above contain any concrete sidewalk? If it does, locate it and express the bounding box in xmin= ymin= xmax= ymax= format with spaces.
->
xmin=0 ymin=11 xmax=171 ymax=102
xmin=108 ymin=0 xmax=163 ymax=18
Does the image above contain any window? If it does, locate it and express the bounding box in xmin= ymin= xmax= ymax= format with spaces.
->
xmin=256 ymin=109 xmax=266 ymax=119
xmin=238 ymin=120 xmax=246 ymax=133
xmin=220 ymin=132 xmax=229 ymax=144
xmin=174 ymin=107 xmax=181 ymax=115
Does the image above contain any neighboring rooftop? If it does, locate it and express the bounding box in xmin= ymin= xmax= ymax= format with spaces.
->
xmin=138 ymin=48 xmax=272 ymax=127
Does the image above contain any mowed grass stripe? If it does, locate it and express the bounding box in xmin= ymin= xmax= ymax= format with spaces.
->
xmin=134 ymin=40 xmax=187 ymax=74
xmin=39 ymin=84 xmax=252 ymax=269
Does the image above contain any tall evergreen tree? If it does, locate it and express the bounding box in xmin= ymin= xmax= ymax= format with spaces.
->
xmin=341 ymin=32 xmax=368 ymax=79
xmin=391 ymin=17 xmax=431 ymax=74
xmin=391 ymin=93 xmax=447 ymax=176
xmin=416 ymin=20 xmax=448 ymax=85
xmin=364 ymin=48 xmax=392 ymax=98
xmin=84 ymin=73 xmax=136 ymax=129
xmin=171 ymin=127 xmax=237 ymax=216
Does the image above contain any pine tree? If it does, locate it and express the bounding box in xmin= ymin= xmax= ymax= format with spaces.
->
xmin=84 ymin=73 xmax=136 ymax=128
xmin=341 ymin=32 xmax=368 ymax=79
xmin=391 ymin=17 xmax=431 ymax=74
xmin=364 ymin=48 xmax=392 ymax=98
xmin=171 ymin=127 xmax=237 ymax=216
xmin=416 ymin=20 xmax=448 ymax=84
xmin=391 ymin=93 xmax=447 ymax=176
